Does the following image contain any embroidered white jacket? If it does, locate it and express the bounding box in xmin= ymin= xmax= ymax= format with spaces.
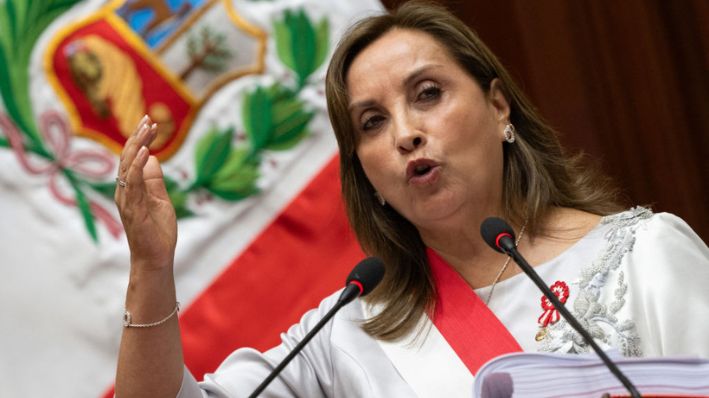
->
xmin=177 ymin=209 xmax=709 ymax=397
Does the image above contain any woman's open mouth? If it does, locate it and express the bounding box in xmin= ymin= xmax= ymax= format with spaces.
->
xmin=406 ymin=159 xmax=441 ymax=185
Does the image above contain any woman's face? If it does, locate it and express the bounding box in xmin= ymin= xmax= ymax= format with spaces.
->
xmin=346 ymin=28 xmax=510 ymax=231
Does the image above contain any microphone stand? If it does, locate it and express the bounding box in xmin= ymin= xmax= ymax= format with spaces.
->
xmin=248 ymin=285 xmax=360 ymax=398
xmin=500 ymin=241 xmax=642 ymax=398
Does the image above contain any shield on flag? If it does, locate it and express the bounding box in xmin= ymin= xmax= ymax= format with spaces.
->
xmin=45 ymin=0 xmax=267 ymax=160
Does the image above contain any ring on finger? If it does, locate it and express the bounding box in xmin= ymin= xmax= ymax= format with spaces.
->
xmin=116 ymin=177 xmax=127 ymax=188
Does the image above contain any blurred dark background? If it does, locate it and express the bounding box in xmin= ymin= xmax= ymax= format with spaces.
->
xmin=381 ymin=0 xmax=709 ymax=240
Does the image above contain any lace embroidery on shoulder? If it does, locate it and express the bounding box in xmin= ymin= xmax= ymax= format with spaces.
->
xmin=538 ymin=206 xmax=653 ymax=356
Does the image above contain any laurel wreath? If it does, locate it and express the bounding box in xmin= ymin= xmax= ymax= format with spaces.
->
xmin=0 ymin=1 xmax=329 ymax=241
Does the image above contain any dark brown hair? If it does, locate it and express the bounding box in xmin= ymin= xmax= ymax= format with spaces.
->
xmin=325 ymin=0 xmax=621 ymax=340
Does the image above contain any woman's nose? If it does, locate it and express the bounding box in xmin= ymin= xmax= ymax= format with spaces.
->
xmin=394 ymin=118 xmax=426 ymax=154
xmin=397 ymin=134 xmax=425 ymax=153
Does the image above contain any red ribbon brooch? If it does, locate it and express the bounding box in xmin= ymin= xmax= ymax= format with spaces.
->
xmin=537 ymin=280 xmax=570 ymax=327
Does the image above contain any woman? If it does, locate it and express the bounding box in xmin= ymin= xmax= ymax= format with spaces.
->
xmin=114 ymin=2 xmax=709 ymax=397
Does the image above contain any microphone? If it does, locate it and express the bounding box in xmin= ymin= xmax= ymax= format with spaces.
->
xmin=480 ymin=217 xmax=642 ymax=398
xmin=480 ymin=372 xmax=514 ymax=398
xmin=248 ymin=257 xmax=385 ymax=398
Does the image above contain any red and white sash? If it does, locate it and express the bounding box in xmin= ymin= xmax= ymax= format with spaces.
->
xmin=363 ymin=249 xmax=522 ymax=397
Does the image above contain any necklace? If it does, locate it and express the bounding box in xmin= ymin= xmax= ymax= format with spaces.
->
xmin=484 ymin=220 xmax=527 ymax=305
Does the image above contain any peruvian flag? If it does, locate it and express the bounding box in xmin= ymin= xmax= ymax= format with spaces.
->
xmin=0 ymin=0 xmax=383 ymax=397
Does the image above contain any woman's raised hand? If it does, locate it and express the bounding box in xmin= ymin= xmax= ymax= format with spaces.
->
xmin=115 ymin=115 xmax=177 ymax=271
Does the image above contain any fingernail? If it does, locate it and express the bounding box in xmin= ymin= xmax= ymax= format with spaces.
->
xmin=141 ymin=114 xmax=149 ymax=125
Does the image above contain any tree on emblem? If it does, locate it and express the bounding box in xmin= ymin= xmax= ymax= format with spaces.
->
xmin=158 ymin=8 xmax=329 ymax=218
xmin=180 ymin=26 xmax=233 ymax=81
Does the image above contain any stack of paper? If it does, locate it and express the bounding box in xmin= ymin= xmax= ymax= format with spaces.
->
xmin=474 ymin=351 xmax=709 ymax=398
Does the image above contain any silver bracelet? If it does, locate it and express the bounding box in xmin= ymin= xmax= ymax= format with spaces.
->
xmin=123 ymin=302 xmax=180 ymax=328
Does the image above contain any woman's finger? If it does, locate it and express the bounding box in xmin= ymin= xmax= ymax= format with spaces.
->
xmin=124 ymin=122 xmax=158 ymax=181
xmin=119 ymin=115 xmax=151 ymax=179
xmin=115 ymin=117 xmax=154 ymax=204
xmin=118 ymin=145 xmax=151 ymax=219
xmin=120 ymin=122 xmax=149 ymax=179
xmin=142 ymin=123 xmax=159 ymax=150
xmin=144 ymin=156 xmax=169 ymax=200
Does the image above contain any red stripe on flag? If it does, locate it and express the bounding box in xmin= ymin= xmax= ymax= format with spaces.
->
xmin=181 ymin=155 xmax=364 ymax=376
xmin=102 ymin=156 xmax=364 ymax=397
xmin=428 ymin=248 xmax=522 ymax=375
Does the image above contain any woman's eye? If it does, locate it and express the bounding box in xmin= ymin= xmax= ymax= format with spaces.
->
xmin=417 ymin=84 xmax=441 ymax=101
xmin=362 ymin=115 xmax=385 ymax=131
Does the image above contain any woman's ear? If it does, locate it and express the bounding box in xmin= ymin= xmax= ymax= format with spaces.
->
xmin=488 ymin=78 xmax=511 ymax=123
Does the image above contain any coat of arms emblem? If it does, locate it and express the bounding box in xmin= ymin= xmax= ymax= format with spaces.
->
xmin=1 ymin=0 xmax=329 ymax=241
xmin=45 ymin=0 xmax=266 ymax=160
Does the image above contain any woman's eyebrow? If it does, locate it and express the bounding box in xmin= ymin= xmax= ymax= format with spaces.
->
xmin=348 ymin=99 xmax=377 ymax=113
xmin=402 ymin=64 xmax=443 ymax=88
xmin=348 ymin=64 xmax=444 ymax=112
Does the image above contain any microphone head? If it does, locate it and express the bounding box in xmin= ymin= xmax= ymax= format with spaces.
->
xmin=480 ymin=372 xmax=514 ymax=398
xmin=346 ymin=257 xmax=385 ymax=297
xmin=480 ymin=217 xmax=516 ymax=253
